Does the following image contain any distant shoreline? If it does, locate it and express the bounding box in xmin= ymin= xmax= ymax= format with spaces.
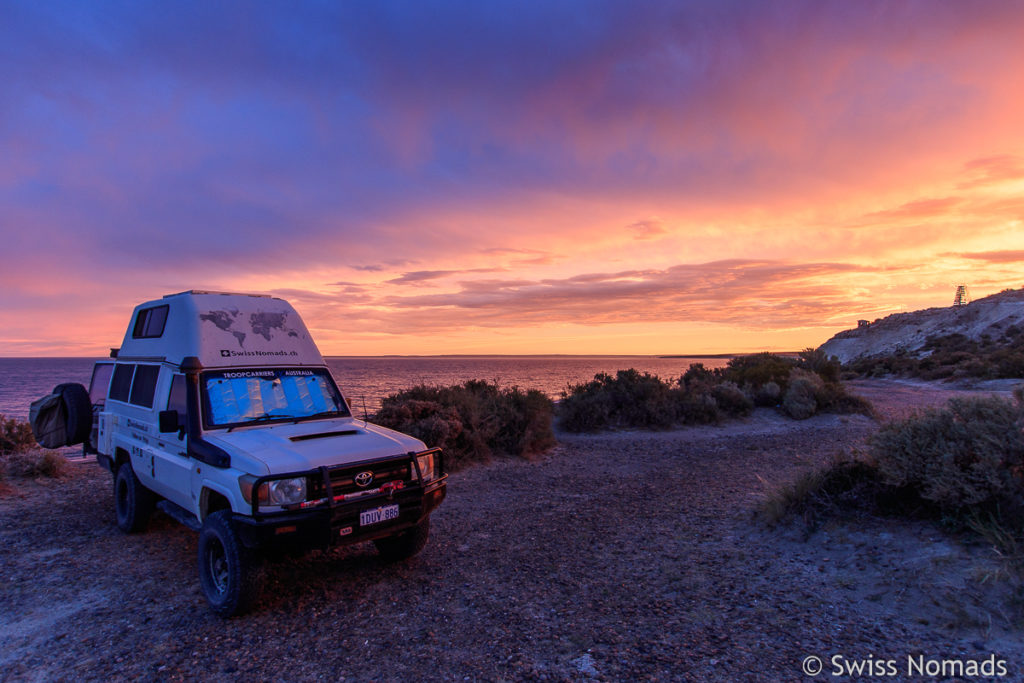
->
xmin=0 ymin=353 xmax=797 ymax=360
xmin=659 ymin=352 xmax=799 ymax=359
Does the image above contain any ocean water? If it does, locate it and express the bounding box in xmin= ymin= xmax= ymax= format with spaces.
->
xmin=0 ymin=355 xmax=732 ymax=421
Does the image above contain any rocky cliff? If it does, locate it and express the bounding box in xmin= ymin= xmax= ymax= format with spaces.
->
xmin=819 ymin=289 xmax=1024 ymax=363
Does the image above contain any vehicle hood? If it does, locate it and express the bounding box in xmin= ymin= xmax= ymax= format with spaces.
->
xmin=203 ymin=418 xmax=427 ymax=475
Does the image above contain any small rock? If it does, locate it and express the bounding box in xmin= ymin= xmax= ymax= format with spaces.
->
xmin=572 ymin=653 xmax=599 ymax=677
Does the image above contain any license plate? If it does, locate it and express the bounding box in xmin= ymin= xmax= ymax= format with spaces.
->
xmin=359 ymin=504 xmax=399 ymax=527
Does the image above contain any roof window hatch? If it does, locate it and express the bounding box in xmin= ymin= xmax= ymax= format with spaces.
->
xmin=132 ymin=304 xmax=169 ymax=339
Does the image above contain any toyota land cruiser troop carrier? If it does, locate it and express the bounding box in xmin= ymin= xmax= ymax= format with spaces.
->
xmin=37 ymin=291 xmax=446 ymax=616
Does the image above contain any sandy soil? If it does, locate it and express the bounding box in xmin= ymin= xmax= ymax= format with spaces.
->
xmin=1 ymin=379 xmax=1021 ymax=681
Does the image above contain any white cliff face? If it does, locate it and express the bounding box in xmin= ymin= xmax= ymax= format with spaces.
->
xmin=819 ymin=289 xmax=1024 ymax=364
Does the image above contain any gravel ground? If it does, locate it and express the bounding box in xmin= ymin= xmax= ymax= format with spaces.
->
xmin=1 ymin=379 xmax=1022 ymax=682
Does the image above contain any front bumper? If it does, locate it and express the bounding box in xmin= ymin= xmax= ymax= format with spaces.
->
xmin=233 ymin=449 xmax=447 ymax=551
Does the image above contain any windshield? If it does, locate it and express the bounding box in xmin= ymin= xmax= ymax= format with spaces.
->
xmin=201 ymin=368 xmax=349 ymax=428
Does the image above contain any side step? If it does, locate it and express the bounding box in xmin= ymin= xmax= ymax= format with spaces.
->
xmin=157 ymin=500 xmax=202 ymax=531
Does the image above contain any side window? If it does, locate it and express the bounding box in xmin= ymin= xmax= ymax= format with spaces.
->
xmin=132 ymin=304 xmax=169 ymax=339
xmin=129 ymin=365 xmax=160 ymax=408
xmin=89 ymin=363 xmax=114 ymax=404
xmin=109 ymin=364 xmax=135 ymax=403
xmin=167 ymin=374 xmax=187 ymax=420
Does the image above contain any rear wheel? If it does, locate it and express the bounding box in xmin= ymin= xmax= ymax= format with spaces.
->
xmin=114 ymin=463 xmax=155 ymax=533
xmin=198 ymin=510 xmax=264 ymax=617
xmin=374 ymin=517 xmax=430 ymax=562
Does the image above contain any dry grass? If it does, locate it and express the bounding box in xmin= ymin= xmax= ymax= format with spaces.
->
xmin=2 ymin=450 xmax=68 ymax=480
xmin=759 ymin=453 xmax=880 ymax=530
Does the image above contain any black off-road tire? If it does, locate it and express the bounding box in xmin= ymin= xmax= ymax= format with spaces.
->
xmin=374 ymin=517 xmax=430 ymax=562
xmin=53 ymin=383 xmax=91 ymax=446
xmin=114 ymin=463 xmax=156 ymax=533
xmin=198 ymin=510 xmax=264 ymax=617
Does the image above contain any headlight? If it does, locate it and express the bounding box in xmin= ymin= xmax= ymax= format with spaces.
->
xmin=416 ymin=452 xmax=437 ymax=482
xmin=267 ymin=477 xmax=306 ymax=505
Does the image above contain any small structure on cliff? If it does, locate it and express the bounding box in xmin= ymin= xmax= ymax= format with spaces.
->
xmin=953 ymin=284 xmax=970 ymax=307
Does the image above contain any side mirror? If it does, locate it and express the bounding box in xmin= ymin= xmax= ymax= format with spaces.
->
xmin=158 ymin=410 xmax=180 ymax=433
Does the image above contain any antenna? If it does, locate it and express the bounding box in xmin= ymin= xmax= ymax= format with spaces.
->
xmin=953 ymin=284 xmax=970 ymax=307
xmin=362 ymin=395 xmax=368 ymax=421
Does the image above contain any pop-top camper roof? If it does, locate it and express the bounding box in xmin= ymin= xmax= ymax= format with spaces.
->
xmin=115 ymin=291 xmax=325 ymax=369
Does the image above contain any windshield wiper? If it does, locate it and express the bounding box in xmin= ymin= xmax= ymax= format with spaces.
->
xmin=292 ymin=409 xmax=348 ymax=424
xmin=227 ymin=413 xmax=296 ymax=432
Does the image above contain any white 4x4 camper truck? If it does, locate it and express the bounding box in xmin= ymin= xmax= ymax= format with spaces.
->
xmin=37 ymin=291 xmax=446 ymax=616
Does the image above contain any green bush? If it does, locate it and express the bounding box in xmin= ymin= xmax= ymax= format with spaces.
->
xmin=374 ymin=381 xmax=555 ymax=471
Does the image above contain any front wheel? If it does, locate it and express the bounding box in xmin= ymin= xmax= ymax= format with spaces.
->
xmin=374 ymin=517 xmax=430 ymax=562
xmin=114 ymin=463 xmax=155 ymax=533
xmin=198 ymin=510 xmax=264 ymax=617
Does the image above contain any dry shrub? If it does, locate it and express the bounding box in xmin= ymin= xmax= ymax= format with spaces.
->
xmin=782 ymin=368 xmax=874 ymax=420
xmin=561 ymin=357 xmax=870 ymax=433
xmin=754 ymin=381 xmax=781 ymax=407
xmin=1 ymin=414 xmax=36 ymax=454
xmin=0 ymin=415 xmax=64 ymax=482
xmin=813 ymin=382 xmax=876 ymax=417
xmin=4 ymin=450 xmax=67 ymax=478
xmin=560 ymin=369 xmax=679 ymax=432
xmin=677 ymin=391 xmax=721 ymax=425
xmin=766 ymin=394 xmax=1024 ymax=568
xmin=782 ymin=369 xmax=822 ymax=419
xmin=798 ymin=347 xmax=841 ymax=383
xmin=375 ymin=400 xmax=464 ymax=456
xmin=846 ymin=328 xmax=1024 ymax=381
xmin=710 ymin=381 xmax=754 ymax=418
xmin=375 ymin=381 xmax=555 ymax=471
xmin=871 ymin=396 xmax=1024 ymax=515
xmin=723 ymin=352 xmax=796 ymax=395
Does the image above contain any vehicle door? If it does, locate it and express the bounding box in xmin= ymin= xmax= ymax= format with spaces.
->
xmin=151 ymin=373 xmax=194 ymax=511
xmin=108 ymin=363 xmax=163 ymax=492
xmin=88 ymin=362 xmax=114 ymax=454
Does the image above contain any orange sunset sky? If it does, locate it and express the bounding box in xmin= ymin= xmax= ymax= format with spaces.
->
xmin=3 ymin=2 xmax=1024 ymax=357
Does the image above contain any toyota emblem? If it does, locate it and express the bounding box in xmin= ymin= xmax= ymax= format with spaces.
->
xmin=354 ymin=471 xmax=374 ymax=488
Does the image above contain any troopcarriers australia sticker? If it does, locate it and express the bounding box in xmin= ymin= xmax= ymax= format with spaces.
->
xmin=221 ymin=349 xmax=299 ymax=358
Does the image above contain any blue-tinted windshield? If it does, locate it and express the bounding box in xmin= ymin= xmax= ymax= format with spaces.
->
xmin=201 ymin=368 xmax=348 ymax=428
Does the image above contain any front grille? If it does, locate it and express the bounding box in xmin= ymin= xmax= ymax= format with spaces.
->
xmin=308 ymin=457 xmax=413 ymax=499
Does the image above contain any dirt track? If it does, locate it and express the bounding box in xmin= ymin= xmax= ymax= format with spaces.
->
xmin=1 ymin=380 xmax=1021 ymax=681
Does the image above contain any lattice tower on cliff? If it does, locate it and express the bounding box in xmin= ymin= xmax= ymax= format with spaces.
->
xmin=953 ymin=284 xmax=970 ymax=307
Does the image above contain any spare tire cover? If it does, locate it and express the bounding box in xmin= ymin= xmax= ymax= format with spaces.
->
xmin=30 ymin=393 xmax=68 ymax=449
xmin=53 ymin=383 xmax=92 ymax=447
